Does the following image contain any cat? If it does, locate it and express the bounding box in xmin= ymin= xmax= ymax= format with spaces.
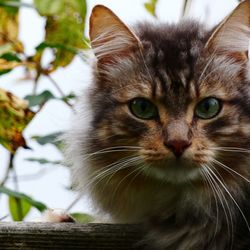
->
xmin=65 ymin=1 xmax=250 ymax=249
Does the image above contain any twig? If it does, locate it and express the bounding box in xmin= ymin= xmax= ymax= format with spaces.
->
xmin=12 ymin=161 xmax=19 ymax=191
xmin=45 ymin=74 xmax=74 ymax=109
xmin=8 ymin=167 xmax=56 ymax=182
xmin=0 ymin=153 xmax=23 ymax=220
xmin=32 ymin=72 xmax=41 ymax=96
xmin=12 ymin=162 xmax=24 ymax=220
xmin=66 ymin=193 xmax=84 ymax=212
xmin=0 ymin=167 xmax=10 ymax=186
xmin=182 ymin=0 xmax=192 ymax=18
xmin=0 ymin=153 xmax=14 ymax=187
xmin=0 ymin=214 xmax=9 ymax=221
xmin=46 ymin=74 xmax=66 ymax=97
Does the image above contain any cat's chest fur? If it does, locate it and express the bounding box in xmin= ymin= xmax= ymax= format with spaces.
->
xmin=91 ymin=171 xmax=247 ymax=249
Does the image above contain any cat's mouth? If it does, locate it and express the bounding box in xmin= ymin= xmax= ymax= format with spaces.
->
xmin=142 ymin=158 xmax=202 ymax=184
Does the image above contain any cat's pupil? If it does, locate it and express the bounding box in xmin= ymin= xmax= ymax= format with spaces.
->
xmin=140 ymin=102 xmax=149 ymax=112
xmin=203 ymin=100 xmax=210 ymax=111
xmin=195 ymin=97 xmax=221 ymax=119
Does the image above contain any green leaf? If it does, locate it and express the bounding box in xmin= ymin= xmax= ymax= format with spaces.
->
xmin=33 ymin=0 xmax=63 ymax=16
xmin=34 ymin=0 xmax=88 ymax=70
xmin=0 ymin=0 xmax=24 ymax=75
xmin=31 ymin=132 xmax=64 ymax=151
xmin=32 ymin=131 xmax=63 ymax=145
xmin=0 ymin=0 xmax=23 ymax=51
xmin=70 ymin=213 xmax=95 ymax=223
xmin=36 ymin=42 xmax=79 ymax=54
xmin=25 ymin=157 xmax=61 ymax=165
xmin=0 ymin=52 xmax=22 ymax=75
xmin=0 ymin=44 xmax=15 ymax=57
xmin=0 ymin=186 xmax=47 ymax=212
xmin=1 ymin=52 xmax=21 ymax=61
xmin=0 ymin=88 xmax=34 ymax=152
xmin=61 ymin=92 xmax=76 ymax=102
xmin=144 ymin=0 xmax=158 ymax=17
xmin=25 ymin=90 xmax=76 ymax=107
xmin=24 ymin=90 xmax=55 ymax=107
xmin=0 ymin=0 xmax=19 ymax=15
xmin=9 ymin=196 xmax=31 ymax=221
xmin=0 ymin=1 xmax=33 ymax=9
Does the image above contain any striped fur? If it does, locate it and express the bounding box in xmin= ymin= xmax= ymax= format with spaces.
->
xmin=66 ymin=2 xmax=250 ymax=249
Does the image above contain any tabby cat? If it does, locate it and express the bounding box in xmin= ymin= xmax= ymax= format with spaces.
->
xmin=66 ymin=1 xmax=250 ymax=249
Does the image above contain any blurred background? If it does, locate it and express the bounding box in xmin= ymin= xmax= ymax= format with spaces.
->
xmin=0 ymin=0 xmax=240 ymax=221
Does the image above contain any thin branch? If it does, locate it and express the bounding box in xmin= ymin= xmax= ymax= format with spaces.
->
xmin=0 ymin=153 xmax=23 ymax=220
xmin=45 ymin=74 xmax=74 ymax=109
xmin=12 ymin=161 xmax=24 ymax=221
xmin=46 ymin=74 xmax=66 ymax=97
xmin=12 ymin=165 xmax=19 ymax=192
xmin=32 ymin=72 xmax=41 ymax=96
xmin=66 ymin=193 xmax=83 ymax=212
xmin=0 ymin=166 xmax=10 ymax=186
xmin=182 ymin=0 xmax=192 ymax=18
xmin=0 ymin=214 xmax=9 ymax=221
xmin=0 ymin=153 xmax=14 ymax=187
xmin=8 ymin=168 xmax=53 ymax=182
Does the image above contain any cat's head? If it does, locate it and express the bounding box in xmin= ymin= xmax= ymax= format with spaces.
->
xmin=84 ymin=2 xmax=250 ymax=186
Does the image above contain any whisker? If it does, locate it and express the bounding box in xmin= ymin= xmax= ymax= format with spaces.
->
xmin=84 ymin=156 xmax=138 ymax=190
xmin=205 ymin=167 xmax=234 ymax=249
xmin=105 ymin=156 xmax=142 ymax=185
xmin=126 ymin=164 xmax=146 ymax=190
xmin=198 ymin=50 xmax=218 ymax=83
xmin=206 ymin=164 xmax=235 ymax=250
xmin=111 ymin=159 xmax=145 ymax=203
xmin=203 ymin=166 xmax=232 ymax=243
xmin=211 ymin=147 xmax=250 ymax=153
xmin=137 ymin=41 xmax=154 ymax=85
xmin=211 ymin=158 xmax=250 ymax=184
xmin=206 ymin=165 xmax=250 ymax=234
xmin=89 ymin=149 xmax=139 ymax=156
xmin=82 ymin=146 xmax=142 ymax=161
xmin=200 ymin=167 xmax=219 ymax=237
xmin=86 ymin=156 xmax=141 ymax=192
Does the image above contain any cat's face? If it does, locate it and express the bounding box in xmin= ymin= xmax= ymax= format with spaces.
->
xmin=87 ymin=4 xmax=250 ymax=186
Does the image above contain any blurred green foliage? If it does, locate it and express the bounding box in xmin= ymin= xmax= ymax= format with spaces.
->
xmin=0 ymin=0 xmax=87 ymax=221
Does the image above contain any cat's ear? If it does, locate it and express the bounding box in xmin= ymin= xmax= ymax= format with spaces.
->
xmin=205 ymin=0 xmax=250 ymax=61
xmin=89 ymin=5 xmax=142 ymax=63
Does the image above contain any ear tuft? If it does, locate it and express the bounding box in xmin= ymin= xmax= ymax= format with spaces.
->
xmin=89 ymin=5 xmax=141 ymax=63
xmin=206 ymin=0 xmax=250 ymax=61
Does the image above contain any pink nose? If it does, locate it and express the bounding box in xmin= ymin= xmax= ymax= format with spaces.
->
xmin=164 ymin=140 xmax=191 ymax=158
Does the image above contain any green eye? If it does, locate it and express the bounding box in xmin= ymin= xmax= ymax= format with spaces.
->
xmin=195 ymin=97 xmax=221 ymax=119
xmin=129 ymin=98 xmax=158 ymax=120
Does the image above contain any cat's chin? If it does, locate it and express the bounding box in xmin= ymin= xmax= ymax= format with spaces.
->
xmin=142 ymin=159 xmax=202 ymax=184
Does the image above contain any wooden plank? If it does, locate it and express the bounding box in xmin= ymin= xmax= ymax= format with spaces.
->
xmin=0 ymin=222 xmax=145 ymax=250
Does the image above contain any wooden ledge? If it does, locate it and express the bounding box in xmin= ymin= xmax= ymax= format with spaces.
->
xmin=0 ymin=222 xmax=145 ymax=249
